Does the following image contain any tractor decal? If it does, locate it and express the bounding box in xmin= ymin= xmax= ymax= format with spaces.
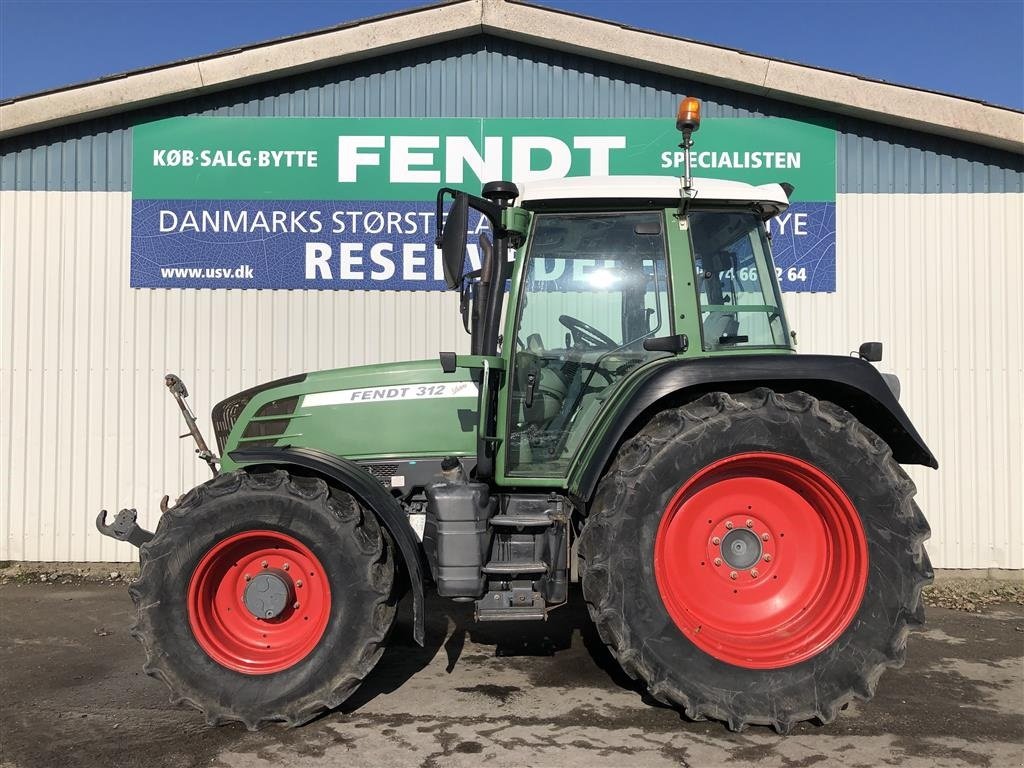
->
xmin=302 ymin=381 xmax=479 ymax=407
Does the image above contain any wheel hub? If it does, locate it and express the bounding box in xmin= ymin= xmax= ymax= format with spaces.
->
xmin=243 ymin=569 xmax=293 ymax=620
xmin=187 ymin=530 xmax=331 ymax=675
xmin=720 ymin=528 xmax=762 ymax=570
xmin=654 ymin=452 xmax=869 ymax=669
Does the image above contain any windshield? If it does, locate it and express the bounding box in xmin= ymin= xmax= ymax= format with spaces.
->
xmin=689 ymin=210 xmax=791 ymax=350
xmin=507 ymin=211 xmax=671 ymax=476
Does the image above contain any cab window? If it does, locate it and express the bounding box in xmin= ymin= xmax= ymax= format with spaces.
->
xmin=689 ymin=210 xmax=790 ymax=350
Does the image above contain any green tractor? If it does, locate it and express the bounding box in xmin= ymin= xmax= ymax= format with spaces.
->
xmin=98 ymin=99 xmax=935 ymax=733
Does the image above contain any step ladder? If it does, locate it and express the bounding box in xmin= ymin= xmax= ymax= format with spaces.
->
xmin=475 ymin=505 xmax=562 ymax=622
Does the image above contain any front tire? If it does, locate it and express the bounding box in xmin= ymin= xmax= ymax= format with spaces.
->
xmin=130 ymin=470 xmax=396 ymax=729
xmin=579 ymin=389 xmax=932 ymax=732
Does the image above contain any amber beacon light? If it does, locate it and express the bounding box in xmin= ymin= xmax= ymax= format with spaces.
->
xmin=676 ymin=97 xmax=701 ymax=194
xmin=676 ymin=97 xmax=701 ymax=134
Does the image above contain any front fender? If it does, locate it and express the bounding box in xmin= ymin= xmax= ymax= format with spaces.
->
xmin=570 ymin=354 xmax=937 ymax=503
xmin=229 ymin=446 xmax=427 ymax=646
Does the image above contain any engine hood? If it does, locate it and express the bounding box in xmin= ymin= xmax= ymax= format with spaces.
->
xmin=215 ymin=359 xmax=479 ymax=469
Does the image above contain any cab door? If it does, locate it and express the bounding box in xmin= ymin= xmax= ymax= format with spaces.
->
xmin=495 ymin=209 xmax=674 ymax=485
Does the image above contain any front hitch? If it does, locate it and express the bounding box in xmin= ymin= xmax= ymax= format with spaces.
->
xmin=96 ymin=508 xmax=154 ymax=548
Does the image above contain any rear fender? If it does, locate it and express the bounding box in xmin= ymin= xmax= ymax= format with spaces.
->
xmin=229 ymin=446 xmax=426 ymax=646
xmin=571 ymin=354 xmax=938 ymax=503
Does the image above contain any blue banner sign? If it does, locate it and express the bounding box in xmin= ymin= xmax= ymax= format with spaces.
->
xmin=131 ymin=118 xmax=837 ymax=292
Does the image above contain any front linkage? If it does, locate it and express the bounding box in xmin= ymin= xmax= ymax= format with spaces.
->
xmin=96 ymin=373 xmax=217 ymax=548
xmin=164 ymin=373 xmax=219 ymax=475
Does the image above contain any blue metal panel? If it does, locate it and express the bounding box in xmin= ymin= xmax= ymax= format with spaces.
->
xmin=1 ymin=35 xmax=1021 ymax=192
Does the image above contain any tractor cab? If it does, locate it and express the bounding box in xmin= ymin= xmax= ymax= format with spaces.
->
xmin=436 ymin=169 xmax=796 ymax=483
xmin=503 ymin=176 xmax=794 ymax=476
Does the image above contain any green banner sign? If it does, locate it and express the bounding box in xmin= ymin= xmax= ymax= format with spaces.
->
xmin=133 ymin=117 xmax=835 ymax=202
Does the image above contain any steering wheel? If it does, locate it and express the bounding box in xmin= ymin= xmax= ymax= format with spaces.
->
xmin=559 ymin=314 xmax=615 ymax=348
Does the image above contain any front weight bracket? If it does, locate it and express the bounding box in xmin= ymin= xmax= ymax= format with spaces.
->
xmin=96 ymin=508 xmax=154 ymax=548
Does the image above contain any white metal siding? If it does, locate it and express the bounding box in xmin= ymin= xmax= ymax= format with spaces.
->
xmin=1 ymin=190 xmax=1022 ymax=567
xmin=789 ymin=193 xmax=1024 ymax=569
xmin=0 ymin=191 xmax=470 ymax=562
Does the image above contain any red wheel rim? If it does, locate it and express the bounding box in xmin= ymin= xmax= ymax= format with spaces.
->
xmin=187 ymin=530 xmax=331 ymax=675
xmin=654 ymin=452 xmax=868 ymax=669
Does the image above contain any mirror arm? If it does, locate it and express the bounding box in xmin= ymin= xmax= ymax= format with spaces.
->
xmin=434 ymin=187 xmax=460 ymax=246
xmin=467 ymin=194 xmax=505 ymax=235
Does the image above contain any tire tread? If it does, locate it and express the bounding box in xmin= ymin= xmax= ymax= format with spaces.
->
xmin=579 ymin=388 xmax=933 ymax=733
xmin=130 ymin=469 xmax=396 ymax=730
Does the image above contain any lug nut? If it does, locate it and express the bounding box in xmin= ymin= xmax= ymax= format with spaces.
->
xmin=261 ymin=560 xmax=268 ymax=568
xmin=282 ymin=563 xmax=290 ymax=571
xmin=296 ymin=580 xmax=303 ymax=588
xmin=244 ymin=574 xmax=252 ymax=582
xmin=764 ymin=554 xmax=772 ymax=562
xmin=712 ymin=536 xmax=721 ymax=545
xmin=762 ymin=533 xmax=770 ymax=541
xmin=746 ymin=519 xmax=754 ymax=528
xmin=725 ymin=521 xmax=734 ymax=529
xmin=751 ymin=569 xmax=759 ymax=578
xmin=713 ymin=558 xmax=722 ymax=567
xmin=293 ymin=601 xmax=300 ymax=610
xmin=729 ymin=571 xmax=738 ymax=580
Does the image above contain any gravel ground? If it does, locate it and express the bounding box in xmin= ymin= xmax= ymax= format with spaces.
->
xmin=1 ymin=579 xmax=1022 ymax=768
xmin=923 ymin=579 xmax=1024 ymax=612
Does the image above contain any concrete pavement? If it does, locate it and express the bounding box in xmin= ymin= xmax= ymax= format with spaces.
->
xmin=1 ymin=582 xmax=1021 ymax=768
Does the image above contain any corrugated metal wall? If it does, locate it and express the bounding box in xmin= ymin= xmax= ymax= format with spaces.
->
xmin=3 ymin=37 xmax=1022 ymax=193
xmin=0 ymin=189 xmax=470 ymax=561
xmin=789 ymin=193 xmax=1023 ymax=570
xmin=2 ymin=34 xmax=1022 ymax=566
xmin=3 ymin=190 xmax=1020 ymax=566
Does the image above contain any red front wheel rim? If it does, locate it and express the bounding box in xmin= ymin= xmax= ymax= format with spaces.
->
xmin=187 ymin=530 xmax=331 ymax=675
xmin=654 ymin=452 xmax=868 ymax=669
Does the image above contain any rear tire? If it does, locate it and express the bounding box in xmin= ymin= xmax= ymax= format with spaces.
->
xmin=578 ymin=388 xmax=932 ymax=732
xmin=130 ymin=469 xmax=396 ymax=729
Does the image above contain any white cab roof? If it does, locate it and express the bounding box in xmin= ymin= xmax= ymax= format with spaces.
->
xmin=516 ymin=175 xmax=791 ymax=215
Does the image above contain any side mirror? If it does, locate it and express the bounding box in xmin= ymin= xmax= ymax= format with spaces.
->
xmin=858 ymin=341 xmax=883 ymax=362
xmin=440 ymin=193 xmax=469 ymax=290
